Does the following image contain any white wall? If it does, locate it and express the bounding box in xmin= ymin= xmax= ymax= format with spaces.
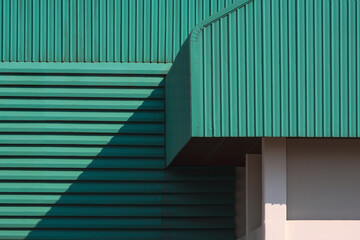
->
xmin=262 ymin=138 xmax=287 ymax=240
xmin=287 ymin=220 xmax=360 ymax=240
xmin=236 ymin=138 xmax=360 ymax=240
xmin=286 ymin=138 xmax=360 ymax=240
xmin=287 ymin=138 xmax=360 ymax=220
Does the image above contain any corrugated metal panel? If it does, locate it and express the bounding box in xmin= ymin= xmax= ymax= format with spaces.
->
xmin=165 ymin=0 xmax=254 ymax=165
xmin=165 ymin=38 xmax=191 ymax=166
xmin=0 ymin=73 xmax=235 ymax=239
xmin=165 ymin=0 xmax=360 ymax=164
xmin=192 ymin=0 xmax=360 ymax=137
xmin=0 ymin=0 xmax=238 ymax=63
xmin=168 ymin=0 xmax=360 ymax=140
xmin=190 ymin=0 xmax=254 ymax=138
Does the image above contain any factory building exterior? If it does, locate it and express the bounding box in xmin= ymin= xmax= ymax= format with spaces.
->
xmin=0 ymin=0 xmax=359 ymax=239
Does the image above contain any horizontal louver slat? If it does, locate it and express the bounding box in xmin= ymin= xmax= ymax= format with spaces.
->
xmin=0 ymin=123 xmax=164 ymax=134
xmin=0 ymin=146 xmax=164 ymax=157
xmin=0 ymin=111 xmax=164 ymax=122
xmin=0 ymin=170 xmax=234 ymax=181
xmin=0 ymin=75 xmax=164 ymax=87
xmin=0 ymin=134 xmax=165 ymax=146
xmin=0 ymin=88 xmax=164 ymax=98
xmin=0 ymin=205 xmax=234 ymax=217
xmin=0 ymin=158 xmax=164 ymax=169
xmin=0 ymin=218 xmax=234 ymax=229
xmin=0 ymin=230 xmax=234 ymax=240
xmin=0 ymin=182 xmax=234 ymax=193
xmin=0 ymin=99 xmax=164 ymax=110
xmin=0 ymin=194 xmax=235 ymax=205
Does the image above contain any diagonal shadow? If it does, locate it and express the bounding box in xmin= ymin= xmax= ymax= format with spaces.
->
xmin=10 ymin=78 xmax=236 ymax=240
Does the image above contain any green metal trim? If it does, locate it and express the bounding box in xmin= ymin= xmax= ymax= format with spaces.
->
xmin=189 ymin=0 xmax=254 ymax=40
xmin=0 ymin=63 xmax=172 ymax=75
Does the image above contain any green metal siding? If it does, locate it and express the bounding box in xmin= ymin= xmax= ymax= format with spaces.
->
xmin=165 ymin=38 xmax=191 ymax=166
xmin=191 ymin=0 xmax=360 ymax=137
xmin=0 ymin=72 xmax=235 ymax=239
xmin=166 ymin=0 xmax=360 ymax=164
xmin=167 ymin=0 xmax=360 ymax=146
xmin=0 ymin=0 xmax=239 ymax=63
xmin=165 ymin=0 xmax=254 ymax=165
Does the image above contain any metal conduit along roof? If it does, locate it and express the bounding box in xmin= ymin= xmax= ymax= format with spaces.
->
xmin=166 ymin=0 xmax=360 ymax=166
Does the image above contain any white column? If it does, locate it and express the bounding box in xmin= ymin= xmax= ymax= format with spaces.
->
xmin=262 ymin=138 xmax=287 ymax=240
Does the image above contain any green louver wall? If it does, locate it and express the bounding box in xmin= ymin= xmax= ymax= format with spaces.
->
xmin=0 ymin=71 xmax=235 ymax=239
xmin=166 ymin=0 xmax=360 ymax=164
xmin=0 ymin=0 xmax=238 ymax=63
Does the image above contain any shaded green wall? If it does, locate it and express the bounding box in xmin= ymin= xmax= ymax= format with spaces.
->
xmin=165 ymin=38 xmax=191 ymax=166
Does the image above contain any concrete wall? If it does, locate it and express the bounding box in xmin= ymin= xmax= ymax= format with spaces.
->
xmin=287 ymin=220 xmax=360 ymax=240
xmin=235 ymin=155 xmax=263 ymax=240
xmin=287 ymin=139 xmax=360 ymax=220
xmin=237 ymin=138 xmax=360 ymax=240
xmin=235 ymin=167 xmax=246 ymax=239
xmin=262 ymin=138 xmax=287 ymax=240
xmin=286 ymin=138 xmax=360 ymax=240
xmin=246 ymin=154 xmax=263 ymax=240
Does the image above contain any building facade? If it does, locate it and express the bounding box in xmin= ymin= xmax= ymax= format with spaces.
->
xmin=0 ymin=0 xmax=359 ymax=239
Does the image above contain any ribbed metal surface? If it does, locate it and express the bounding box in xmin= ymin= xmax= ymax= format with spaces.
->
xmin=0 ymin=0 xmax=237 ymax=63
xmin=0 ymin=73 xmax=235 ymax=239
xmin=165 ymin=38 xmax=191 ymax=166
xmin=190 ymin=0 xmax=360 ymax=137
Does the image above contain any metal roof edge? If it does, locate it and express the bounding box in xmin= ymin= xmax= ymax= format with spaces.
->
xmin=189 ymin=0 xmax=254 ymax=42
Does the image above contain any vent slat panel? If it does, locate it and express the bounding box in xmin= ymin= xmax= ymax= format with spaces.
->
xmin=0 ymin=73 xmax=235 ymax=239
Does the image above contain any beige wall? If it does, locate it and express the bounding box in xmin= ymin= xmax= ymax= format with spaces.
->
xmin=286 ymin=138 xmax=360 ymax=240
xmin=287 ymin=220 xmax=360 ymax=240
xmin=287 ymin=138 xmax=360 ymax=220
xmin=262 ymin=138 xmax=287 ymax=240
xmin=236 ymin=138 xmax=360 ymax=240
